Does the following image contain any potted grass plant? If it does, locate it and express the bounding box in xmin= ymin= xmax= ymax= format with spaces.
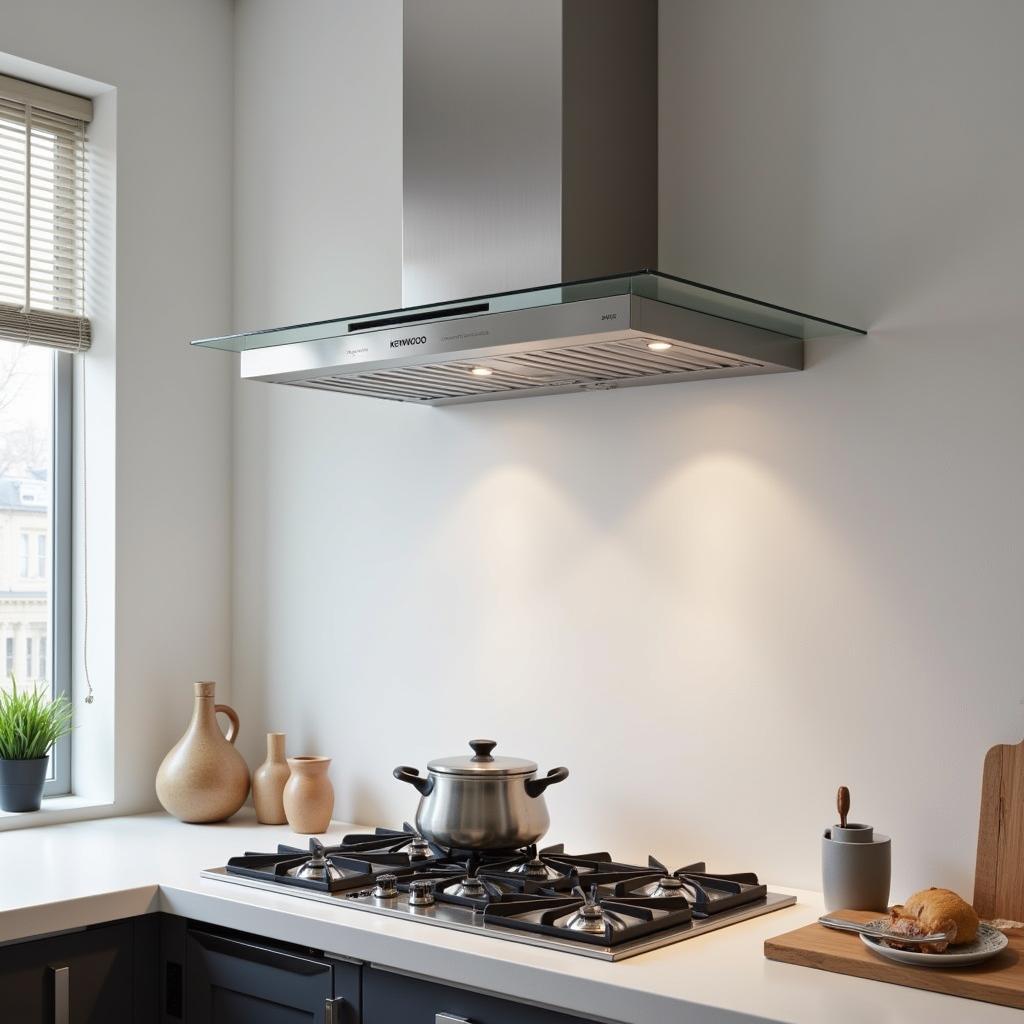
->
xmin=0 ymin=678 xmax=73 ymax=812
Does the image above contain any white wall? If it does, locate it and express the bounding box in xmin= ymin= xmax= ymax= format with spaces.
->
xmin=232 ymin=0 xmax=1024 ymax=897
xmin=1 ymin=0 xmax=234 ymax=828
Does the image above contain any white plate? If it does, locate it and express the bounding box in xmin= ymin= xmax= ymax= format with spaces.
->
xmin=860 ymin=921 xmax=1008 ymax=967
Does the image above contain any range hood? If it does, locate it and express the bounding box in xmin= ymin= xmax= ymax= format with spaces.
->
xmin=194 ymin=1 xmax=863 ymax=404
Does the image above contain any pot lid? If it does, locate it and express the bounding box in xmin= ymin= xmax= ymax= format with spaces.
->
xmin=427 ymin=739 xmax=537 ymax=777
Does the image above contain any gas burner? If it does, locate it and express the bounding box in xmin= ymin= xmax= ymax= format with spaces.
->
xmin=287 ymin=839 xmax=344 ymax=882
xmin=408 ymin=879 xmax=436 ymax=906
xmin=371 ymin=873 xmax=399 ymax=899
xmin=407 ymin=835 xmax=432 ymax=860
xmin=508 ymin=856 xmax=557 ymax=881
xmin=634 ymin=875 xmax=685 ymax=899
xmin=561 ymin=885 xmax=629 ymax=935
xmin=450 ymin=874 xmax=486 ymax=898
xmin=479 ymin=848 xmax=577 ymax=886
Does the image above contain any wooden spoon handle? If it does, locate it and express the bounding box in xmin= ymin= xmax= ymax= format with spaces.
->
xmin=837 ymin=785 xmax=850 ymax=828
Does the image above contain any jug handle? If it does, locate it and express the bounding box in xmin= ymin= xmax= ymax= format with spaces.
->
xmin=215 ymin=704 xmax=240 ymax=744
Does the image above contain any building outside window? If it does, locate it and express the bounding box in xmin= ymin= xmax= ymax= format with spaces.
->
xmin=36 ymin=532 xmax=45 ymax=578
xmin=5 ymin=636 xmax=13 ymax=677
xmin=25 ymin=635 xmax=33 ymax=680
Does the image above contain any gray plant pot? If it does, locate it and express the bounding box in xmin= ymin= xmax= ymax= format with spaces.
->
xmin=0 ymin=756 xmax=49 ymax=812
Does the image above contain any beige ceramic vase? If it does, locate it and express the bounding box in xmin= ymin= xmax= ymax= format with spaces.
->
xmin=252 ymin=732 xmax=291 ymax=825
xmin=155 ymin=681 xmax=250 ymax=823
xmin=282 ymin=756 xmax=334 ymax=834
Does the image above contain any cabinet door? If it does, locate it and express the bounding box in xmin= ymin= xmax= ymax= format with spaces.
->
xmin=185 ymin=929 xmax=339 ymax=1024
xmin=0 ymin=920 xmax=134 ymax=1023
xmin=363 ymin=966 xmax=598 ymax=1024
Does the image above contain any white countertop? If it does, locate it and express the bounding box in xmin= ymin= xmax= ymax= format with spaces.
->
xmin=0 ymin=811 xmax=1016 ymax=1024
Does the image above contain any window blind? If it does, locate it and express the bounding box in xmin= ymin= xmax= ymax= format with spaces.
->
xmin=0 ymin=74 xmax=91 ymax=352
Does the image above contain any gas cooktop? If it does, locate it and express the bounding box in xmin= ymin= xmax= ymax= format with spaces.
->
xmin=202 ymin=825 xmax=795 ymax=961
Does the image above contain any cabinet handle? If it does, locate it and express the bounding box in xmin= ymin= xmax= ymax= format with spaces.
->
xmin=325 ymin=996 xmax=345 ymax=1024
xmin=51 ymin=966 xmax=69 ymax=1024
xmin=436 ymin=1015 xmax=470 ymax=1023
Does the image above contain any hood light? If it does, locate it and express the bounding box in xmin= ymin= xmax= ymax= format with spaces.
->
xmin=647 ymin=341 xmax=673 ymax=352
xmin=470 ymin=366 xmax=493 ymax=377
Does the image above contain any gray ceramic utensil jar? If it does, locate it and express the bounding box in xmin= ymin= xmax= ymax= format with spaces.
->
xmin=822 ymin=822 xmax=891 ymax=912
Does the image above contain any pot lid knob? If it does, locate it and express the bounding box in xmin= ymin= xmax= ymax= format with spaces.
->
xmin=469 ymin=739 xmax=497 ymax=762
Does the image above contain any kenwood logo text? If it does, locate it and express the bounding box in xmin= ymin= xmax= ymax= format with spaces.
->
xmin=390 ymin=335 xmax=428 ymax=348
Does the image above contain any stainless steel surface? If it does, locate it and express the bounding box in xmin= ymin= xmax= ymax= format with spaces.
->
xmin=239 ymin=292 xmax=803 ymax=406
xmin=394 ymin=740 xmax=569 ymax=850
xmin=817 ymin=915 xmax=952 ymax=944
xmin=402 ymin=1 xmax=655 ymax=306
xmin=408 ymin=879 xmax=437 ymax=907
xmin=51 ymin=965 xmax=69 ymax=1024
xmin=403 ymin=0 xmax=562 ymax=305
xmin=435 ymin=1015 xmax=469 ymax=1024
xmin=201 ymin=867 xmax=797 ymax=962
xmin=325 ymin=997 xmax=346 ymax=1024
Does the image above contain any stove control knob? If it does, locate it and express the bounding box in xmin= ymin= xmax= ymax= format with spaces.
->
xmin=408 ymin=879 xmax=436 ymax=906
xmin=372 ymin=873 xmax=399 ymax=899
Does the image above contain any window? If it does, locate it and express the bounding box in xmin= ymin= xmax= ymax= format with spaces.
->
xmin=0 ymin=342 xmax=71 ymax=791
xmin=0 ymin=73 xmax=91 ymax=798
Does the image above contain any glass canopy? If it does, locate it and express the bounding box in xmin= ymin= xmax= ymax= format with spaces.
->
xmin=191 ymin=271 xmax=864 ymax=353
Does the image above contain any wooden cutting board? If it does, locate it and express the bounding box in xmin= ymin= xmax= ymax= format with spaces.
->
xmin=975 ymin=736 xmax=1024 ymax=920
xmin=764 ymin=911 xmax=1024 ymax=1010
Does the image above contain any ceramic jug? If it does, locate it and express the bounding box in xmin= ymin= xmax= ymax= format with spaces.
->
xmin=155 ymin=681 xmax=250 ymax=823
xmin=283 ymin=756 xmax=334 ymax=834
xmin=252 ymin=732 xmax=290 ymax=825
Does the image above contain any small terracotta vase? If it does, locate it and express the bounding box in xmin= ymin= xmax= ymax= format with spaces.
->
xmin=283 ymin=756 xmax=334 ymax=834
xmin=252 ymin=732 xmax=290 ymax=825
xmin=155 ymin=681 xmax=250 ymax=823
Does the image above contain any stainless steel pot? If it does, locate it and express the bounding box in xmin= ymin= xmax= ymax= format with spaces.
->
xmin=393 ymin=739 xmax=569 ymax=850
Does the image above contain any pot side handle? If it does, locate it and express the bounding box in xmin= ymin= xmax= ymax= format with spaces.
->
xmin=526 ymin=766 xmax=569 ymax=798
xmin=393 ymin=766 xmax=434 ymax=796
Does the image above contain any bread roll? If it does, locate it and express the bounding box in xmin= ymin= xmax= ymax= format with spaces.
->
xmin=889 ymin=887 xmax=979 ymax=947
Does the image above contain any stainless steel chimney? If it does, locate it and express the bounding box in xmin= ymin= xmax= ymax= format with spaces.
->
xmin=402 ymin=0 xmax=658 ymax=305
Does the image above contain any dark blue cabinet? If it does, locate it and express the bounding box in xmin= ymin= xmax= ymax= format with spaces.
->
xmin=2 ymin=915 xmax=602 ymax=1024
xmin=0 ymin=918 xmax=154 ymax=1023
xmin=362 ymin=965 xmax=598 ymax=1024
xmin=185 ymin=928 xmax=359 ymax=1024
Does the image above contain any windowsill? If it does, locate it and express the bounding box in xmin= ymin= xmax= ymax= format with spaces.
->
xmin=0 ymin=794 xmax=114 ymax=828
